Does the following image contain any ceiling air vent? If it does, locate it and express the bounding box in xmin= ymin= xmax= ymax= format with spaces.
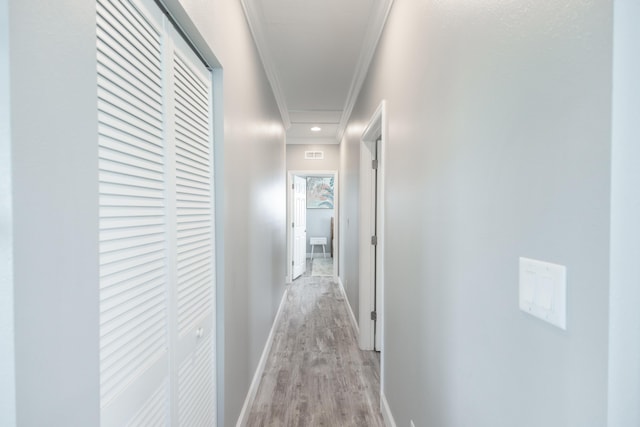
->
xmin=305 ymin=151 xmax=324 ymax=160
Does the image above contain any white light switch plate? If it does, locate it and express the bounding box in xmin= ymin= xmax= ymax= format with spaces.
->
xmin=519 ymin=257 xmax=567 ymax=330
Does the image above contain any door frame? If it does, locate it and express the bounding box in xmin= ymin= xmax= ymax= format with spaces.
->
xmin=359 ymin=100 xmax=386 ymax=353
xmin=286 ymin=170 xmax=339 ymax=283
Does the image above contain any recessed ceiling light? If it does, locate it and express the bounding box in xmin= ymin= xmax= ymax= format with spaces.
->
xmin=310 ymin=126 xmax=321 ymax=132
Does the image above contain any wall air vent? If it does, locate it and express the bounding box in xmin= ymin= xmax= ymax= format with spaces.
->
xmin=305 ymin=151 xmax=324 ymax=160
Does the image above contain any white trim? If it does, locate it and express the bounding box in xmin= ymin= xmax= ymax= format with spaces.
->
xmin=235 ymin=288 xmax=289 ymax=427
xmin=338 ymin=277 xmax=359 ymax=337
xmin=336 ymin=0 xmax=394 ymax=141
xmin=239 ymin=0 xmax=291 ymax=129
xmin=380 ymin=393 xmax=397 ymax=427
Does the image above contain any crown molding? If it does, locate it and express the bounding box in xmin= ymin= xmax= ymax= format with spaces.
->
xmin=336 ymin=0 xmax=394 ymax=142
xmin=239 ymin=0 xmax=292 ymax=129
xmin=286 ymin=137 xmax=340 ymax=145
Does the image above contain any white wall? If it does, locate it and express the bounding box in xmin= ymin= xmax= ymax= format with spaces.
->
xmin=608 ymin=1 xmax=640 ymax=425
xmin=306 ymin=207 xmax=333 ymax=255
xmin=5 ymin=1 xmax=286 ymax=426
xmin=339 ymin=129 xmax=361 ymax=324
xmin=0 ymin=0 xmax=16 ymax=424
xmin=341 ymin=1 xmax=613 ymax=426
xmin=8 ymin=1 xmax=100 ymax=424
xmin=286 ymin=143 xmax=340 ymax=171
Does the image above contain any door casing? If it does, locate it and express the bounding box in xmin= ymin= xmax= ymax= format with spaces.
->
xmin=359 ymin=101 xmax=386 ymax=357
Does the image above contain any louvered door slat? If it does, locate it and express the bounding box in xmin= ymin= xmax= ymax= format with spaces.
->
xmin=98 ymin=0 xmax=161 ymax=62
xmin=173 ymin=59 xmax=208 ymax=105
xmin=127 ymin=379 xmax=169 ymax=426
xmin=174 ymin=100 xmax=209 ymax=135
xmin=98 ymin=0 xmax=168 ymax=414
xmin=98 ymin=63 xmax=163 ymax=115
xmin=178 ymin=336 xmax=214 ymax=427
xmin=176 ymin=150 xmax=210 ymax=175
xmin=96 ymin=37 xmax=161 ymax=97
xmin=173 ymin=52 xmax=212 ymax=335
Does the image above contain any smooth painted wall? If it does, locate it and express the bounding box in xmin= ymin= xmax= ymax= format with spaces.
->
xmin=341 ymin=1 xmax=612 ymax=426
xmin=339 ymin=129 xmax=361 ymax=325
xmin=8 ymin=1 xmax=100 ymax=425
xmin=608 ymin=0 xmax=640 ymax=424
xmin=286 ymin=143 xmax=340 ymax=171
xmin=5 ymin=1 xmax=286 ymax=426
xmin=306 ymin=207 xmax=333 ymax=256
xmin=0 ymin=0 xmax=16 ymax=424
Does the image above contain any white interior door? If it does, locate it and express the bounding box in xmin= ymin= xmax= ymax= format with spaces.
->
xmin=97 ymin=1 xmax=169 ymax=424
xmin=292 ymin=175 xmax=307 ymax=279
xmin=167 ymin=26 xmax=215 ymax=427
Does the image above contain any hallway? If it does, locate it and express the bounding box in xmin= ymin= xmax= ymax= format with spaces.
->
xmin=246 ymin=264 xmax=383 ymax=426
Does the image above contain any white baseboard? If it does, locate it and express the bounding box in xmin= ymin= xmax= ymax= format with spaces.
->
xmin=337 ymin=277 xmax=359 ymax=337
xmin=381 ymin=393 xmax=397 ymax=427
xmin=235 ymin=287 xmax=289 ymax=427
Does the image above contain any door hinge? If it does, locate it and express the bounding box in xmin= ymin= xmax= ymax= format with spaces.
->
xmin=292 ymin=222 xmax=295 ymax=228
xmin=292 ymin=260 xmax=295 ymax=266
xmin=371 ymin=235 xmax=377 ymax=246
xmin=372 ymin=159 xmax=379 ymax=170
xmin=371 ymin=311 xmax=377 ymax=321
xmin=292 ymin=183 xmax=294 ymax=189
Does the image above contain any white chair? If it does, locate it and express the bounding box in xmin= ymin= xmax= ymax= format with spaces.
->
xmin=309 ymin=237 xmax=327 ymax=259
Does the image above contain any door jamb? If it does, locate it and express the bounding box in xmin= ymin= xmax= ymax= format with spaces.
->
xmin=359 ymin=100 xmax=386 ymax=354
xmin=286 ymin=170 xmax=339 ymax=283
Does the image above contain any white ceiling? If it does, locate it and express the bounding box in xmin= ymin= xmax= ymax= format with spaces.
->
xmin=241 ymin=0 xmax=394 ymax=144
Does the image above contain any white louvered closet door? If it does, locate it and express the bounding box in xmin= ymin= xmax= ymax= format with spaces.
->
xmin=166 ymin=27 xmax=215 ymax=427
xmin=98 ymin=0 xmax=215 ymax=425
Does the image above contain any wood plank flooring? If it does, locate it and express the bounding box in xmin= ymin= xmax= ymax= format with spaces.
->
xmin=246 ymin=263 xmax=384 ymax=427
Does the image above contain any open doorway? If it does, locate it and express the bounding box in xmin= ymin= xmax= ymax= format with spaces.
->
xmin=287 ymin=171 xmax=339 ymax=283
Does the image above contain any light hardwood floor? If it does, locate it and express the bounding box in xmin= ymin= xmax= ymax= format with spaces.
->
xmin=246 ymin=261 xmax=384 ymax=426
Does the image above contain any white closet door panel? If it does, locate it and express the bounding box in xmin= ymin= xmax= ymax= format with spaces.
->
xmin=98 ymin=0 xmax=169 ymax=422
xmin=175 ymin=144 xmax=209 ymax=169
xmin=97 ymin=0 xmax=161 ymax=66
xmin=100 ymin=166 xmax=163 ymax=191
xmin=99 ymin=0 xmax=215 ymax=424
xmin=99 ymin=100 xmax=164 ymax=140
xmin=96 ymin=6 xmax=162 ymax=85
xmin=101 ymin=357 xmax=170 ymax=427
xmin=98 ymin=63 xmax=162 ymax=117
xmin=172 ymin=51 xmax=213 ymax=337
xmin=98 ymin=126 xmax=164 ymax=159
xmin=98 ymin=86 xmax=163 ymax=129
xmin=167 ymin=31 xmax=215 ymax=426
xmin=178 ymin=335 xmax=214 ymax=427
xmin=173 ymin=64 xmax=209 ymax=109
xmin=127 ymin=379 xmax=169 ymax=427
xmin=100 ymin=193 xmax=165 ymax=208
xmin=102 ymin=232 xmax=164 ymax=253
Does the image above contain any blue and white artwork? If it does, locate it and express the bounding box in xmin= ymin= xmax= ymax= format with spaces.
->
xmin=306 ymin=177 xmax=334 ymax=209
